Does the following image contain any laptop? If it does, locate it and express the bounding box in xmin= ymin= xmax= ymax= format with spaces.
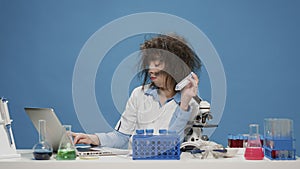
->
xmin=24 ymin=107 xmax=65 ymax=152
xmin=24 ymin=107 xmax=128 ymax=156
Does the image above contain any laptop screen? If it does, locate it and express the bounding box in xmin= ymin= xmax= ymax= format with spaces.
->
xmin=24 ymin=107 xmax=65 ymax=152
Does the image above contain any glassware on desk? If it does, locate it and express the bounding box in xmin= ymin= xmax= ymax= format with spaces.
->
xmin=56 ymin=125 xmax=76 ymax=160
xmin=264 ymin=118 xmax=296 ymax=160
xmin=244 ymin=124 xmax=264 ymax=160
xmin=32 ymin=120 xmax=53 ymax=160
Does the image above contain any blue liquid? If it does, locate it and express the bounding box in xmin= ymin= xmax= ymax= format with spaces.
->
xmin=33 ymin=151 xmax=53 ymax=160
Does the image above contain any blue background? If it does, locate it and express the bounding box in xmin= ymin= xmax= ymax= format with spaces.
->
xmin=0 ymin=0 xmax=299 ymax=156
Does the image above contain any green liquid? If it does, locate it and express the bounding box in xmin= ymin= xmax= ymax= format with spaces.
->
xmin=56 ymin=149 xmax=76 ymax=160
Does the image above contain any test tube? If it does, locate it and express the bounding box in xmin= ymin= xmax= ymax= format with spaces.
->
xmin=264 ymin=118 xmax=293 ymax=139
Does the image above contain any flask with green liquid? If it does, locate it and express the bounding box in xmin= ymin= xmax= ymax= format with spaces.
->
xmin=56 ymin=125 xmax=76 ymax=160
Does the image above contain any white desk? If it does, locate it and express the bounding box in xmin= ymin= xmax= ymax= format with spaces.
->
xmin=0 ymin=149 xmax=299 ymax=169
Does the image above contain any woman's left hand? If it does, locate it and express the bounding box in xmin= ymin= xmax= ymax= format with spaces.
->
xmin=179 ymin=72 xmax=199 ymax=111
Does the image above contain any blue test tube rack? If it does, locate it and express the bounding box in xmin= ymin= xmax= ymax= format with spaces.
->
xmin=263 ymin=136 xmax=296 ymax=160
xmin=132 ymin=129 xmax=180 ymax=160
xmin=263 ymin=118 xmax=296 ymax=160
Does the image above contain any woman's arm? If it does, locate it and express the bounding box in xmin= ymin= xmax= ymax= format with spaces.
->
xmin=72 ymin=130 xmax=130 ymax=149
xmin=96 ymin=130 xmax=131 ymax=149
xmin=168 ymin=106 xmax=192 ymax=141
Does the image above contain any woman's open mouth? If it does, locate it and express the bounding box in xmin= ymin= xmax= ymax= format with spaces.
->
xmin=150 ymin=77 xmax=157 ymax=81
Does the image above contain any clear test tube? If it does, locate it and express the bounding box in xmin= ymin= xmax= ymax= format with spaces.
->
xmin=264 ymin=118 xmax=293 ymax=139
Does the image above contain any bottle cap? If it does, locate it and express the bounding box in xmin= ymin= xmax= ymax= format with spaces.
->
xmin=136 ymin=129 xmax=145 ymax=135
xmin=145 ymin=129 xmax=154 ymax=135
xmin=159 ymin=129 xmax=167 ymax=135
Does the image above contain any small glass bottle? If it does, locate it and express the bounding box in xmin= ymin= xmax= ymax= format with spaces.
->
xmin=56 ymin=125 xmax=77 ymax=160
xmin=32 ymin=120 xmax=53 ymax=160
xmin=244 ymin=124 xmax=264 ymax=160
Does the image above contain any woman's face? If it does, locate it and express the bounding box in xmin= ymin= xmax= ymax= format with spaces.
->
xmin=148 ymin=60 xmax=166 ymax=88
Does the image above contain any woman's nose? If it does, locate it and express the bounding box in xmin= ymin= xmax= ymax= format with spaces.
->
xmin=148 ymin=68 xmax=155 ymax=75
xmin=148 ymin=69 xmax=160 ymax=76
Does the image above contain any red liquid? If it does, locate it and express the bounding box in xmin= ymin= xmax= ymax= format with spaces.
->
xmin=228 ymin=139 xmax=244 ymax=148
xmin=244 ymin=147 xmax=264 ymax=160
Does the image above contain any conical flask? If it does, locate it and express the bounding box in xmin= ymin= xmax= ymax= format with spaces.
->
xmin=244 ymin=124 xmax=264 ymax=160
xmin=32 ymin=120 xmax=53 ymax=160
xmin=56 ymin=125 xmax=76 ymax=160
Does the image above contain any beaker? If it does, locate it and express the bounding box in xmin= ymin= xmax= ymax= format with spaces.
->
xmin=32 ymin=120 xmax=53 ymax=160
xmin=244 ymin=124 xmax=264 ymax=160
xmin=56 ymin=125 xmax=76 ymax=160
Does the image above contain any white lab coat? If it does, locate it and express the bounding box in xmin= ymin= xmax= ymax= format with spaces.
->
xmin=96 ymin=85 xmax=200 ymax=149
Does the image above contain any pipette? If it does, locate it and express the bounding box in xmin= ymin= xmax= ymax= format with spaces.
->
xmin=0 ymin=98 xmax=13 ymax=146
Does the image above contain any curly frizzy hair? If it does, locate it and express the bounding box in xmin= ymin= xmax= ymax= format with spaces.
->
xmin=139 ymin=33 xmax=202 ymax=89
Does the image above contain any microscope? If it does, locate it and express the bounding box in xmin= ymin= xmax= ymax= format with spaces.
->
xmin=175 ymin=73 xmax=218 ymax=143
xmin=183 ymin=96 xmax=218 ymax=143
xmin=176 ymin=73 xmax=228 ymax=158
xmin=180 ymin=96 xmax=228 ymax=159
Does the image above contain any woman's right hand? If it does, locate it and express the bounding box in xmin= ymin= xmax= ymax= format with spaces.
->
xmin=72 ymin=133 xmax=100 ymax=146
xmin=180 ymin=72 xmax=199 ymax=111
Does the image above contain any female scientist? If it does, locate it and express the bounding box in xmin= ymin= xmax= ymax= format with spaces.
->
xmin=73 ymin=34 xmax=202 ymax=149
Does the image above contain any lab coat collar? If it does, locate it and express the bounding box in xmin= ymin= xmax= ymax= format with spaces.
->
xmin=145 ymin=86 xmax=181 ymax=104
